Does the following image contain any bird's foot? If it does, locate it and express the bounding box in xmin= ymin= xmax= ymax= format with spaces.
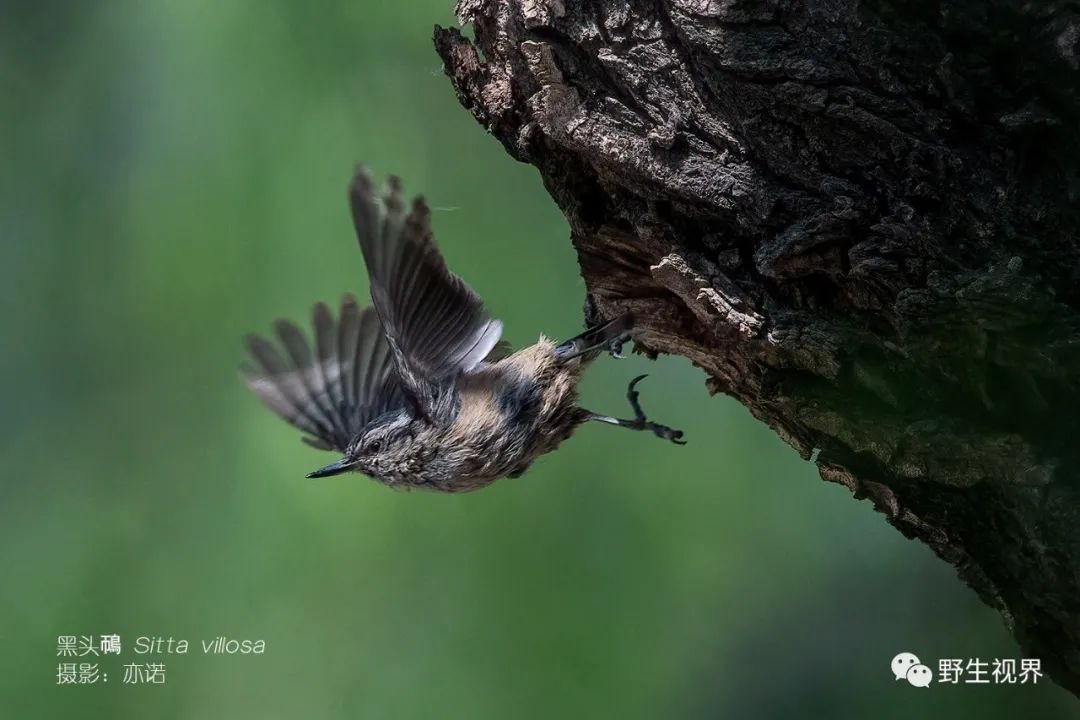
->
xmin=606 ymin=334 xmax=628 ymax=359
xmin=624 ymin=375 xmax=686 ymax=444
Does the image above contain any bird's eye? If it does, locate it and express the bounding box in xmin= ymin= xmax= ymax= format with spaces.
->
xmin=368 ymin=440 xmax=382 ymax=454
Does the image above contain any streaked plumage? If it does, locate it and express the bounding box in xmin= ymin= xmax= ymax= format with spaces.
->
xmin=242 ymin=166 xmax=683 ymax=492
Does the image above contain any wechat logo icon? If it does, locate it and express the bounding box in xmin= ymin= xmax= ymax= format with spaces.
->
xmin=892 ymin=652 xmax=933 ymax=688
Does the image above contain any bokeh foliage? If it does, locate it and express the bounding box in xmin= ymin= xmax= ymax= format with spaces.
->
xmin=0 ymin=1 xmax=1074 ymax=717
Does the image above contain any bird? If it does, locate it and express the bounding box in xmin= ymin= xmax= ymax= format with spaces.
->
xmin=240 ymin=166 xmax=685 ymax=492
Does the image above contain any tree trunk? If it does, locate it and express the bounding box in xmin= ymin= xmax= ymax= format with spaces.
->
xmin=434 ymin=0 xmax=1080 ymax=695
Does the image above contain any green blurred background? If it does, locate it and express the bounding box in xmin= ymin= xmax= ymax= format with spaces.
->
xmin=1 ymin=1 xmax=1075 ymax=717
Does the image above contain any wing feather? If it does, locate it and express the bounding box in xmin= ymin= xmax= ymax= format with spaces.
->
xmin=241 ymin=295 xmax=403 ymax=452
xmin=348 ymin=167 xmax=503 ymax=411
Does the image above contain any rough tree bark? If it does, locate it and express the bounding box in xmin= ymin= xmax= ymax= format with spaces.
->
xmin=434 ymin=0 xmax=1080 ymax=695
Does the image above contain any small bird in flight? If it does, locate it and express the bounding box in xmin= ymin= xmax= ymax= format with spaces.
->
xmin=241 ymin=167 xmax=684 ymax=492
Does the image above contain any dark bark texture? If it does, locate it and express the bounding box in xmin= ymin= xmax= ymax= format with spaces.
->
xmin=434 ymin=0 xmax=1080 ymax=694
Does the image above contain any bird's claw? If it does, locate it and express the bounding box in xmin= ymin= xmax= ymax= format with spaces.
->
xmin=625 ymin=374 xmax=686 ymax=445
xmin=645 ymin=421 xmax=686 ymax=444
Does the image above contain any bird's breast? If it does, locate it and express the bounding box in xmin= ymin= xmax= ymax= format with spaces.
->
xmin=432 ymin=340 xmax=586 ymax=487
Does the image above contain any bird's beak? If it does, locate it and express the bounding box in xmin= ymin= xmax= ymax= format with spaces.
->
xmin=306 ymin=457 xmax=356 ymax=478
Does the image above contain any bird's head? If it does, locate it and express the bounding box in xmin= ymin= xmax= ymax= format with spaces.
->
xmin=306 ymin=409 xmax=419 ymax=483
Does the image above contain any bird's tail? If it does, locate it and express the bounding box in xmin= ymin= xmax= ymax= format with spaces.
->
xmin=554 ymin=313 xmax=635 ymax=363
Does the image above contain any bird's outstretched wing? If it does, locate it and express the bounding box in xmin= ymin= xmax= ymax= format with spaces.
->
xmin=349 ymin=167 xmax=503 ymax=413
xmin=241 ymin=294 xmax=405 ymax=452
